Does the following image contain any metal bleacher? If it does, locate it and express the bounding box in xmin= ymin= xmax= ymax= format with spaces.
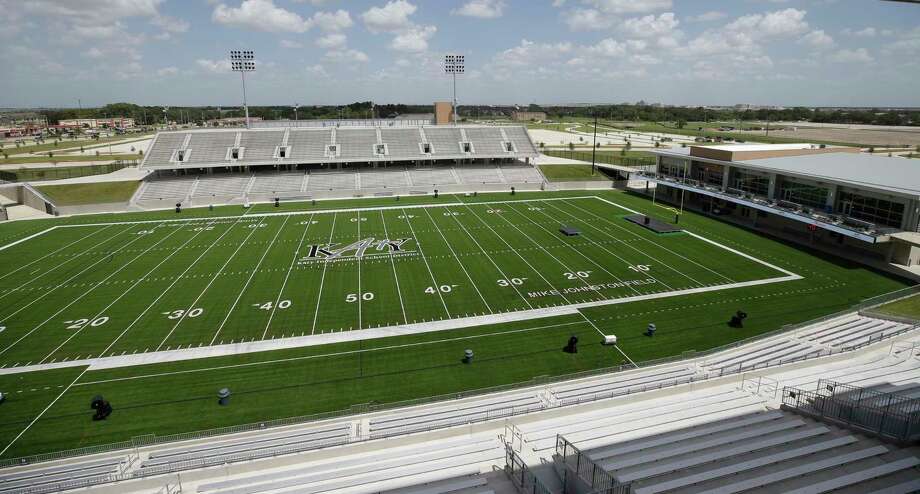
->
xmin=238 ymin=130 xmax=284 ymax=162
xmin=337 ymin=128 xmax=379 ymax=160
xmin=287 ymin=128 xmax=333 ymax=161
xmin=423 ymin=128 xmax=465 ymax=157
xmin=380 ymin=128 xmax=426 ymax=159
xmin=185 ymin=132 xmax=237 ymax=164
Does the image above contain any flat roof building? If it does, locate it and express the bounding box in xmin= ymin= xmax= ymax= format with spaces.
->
xmin=636 ymin=144 xmax=920 ymax=272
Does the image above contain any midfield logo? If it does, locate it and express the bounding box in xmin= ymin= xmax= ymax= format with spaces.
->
xmin=304 ymin=237 xmax=413 ymax=259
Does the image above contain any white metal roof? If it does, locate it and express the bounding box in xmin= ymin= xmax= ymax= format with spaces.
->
xmin=703 ymin=143 xmax=818 ymax=152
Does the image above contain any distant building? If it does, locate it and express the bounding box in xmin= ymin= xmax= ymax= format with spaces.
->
xmin=511 ymin=111 xmax=547 ymax=122
xmin=206 ymin=117 xmax=264 ymax=127
xmin=434 ymin=102 xmax=453 ymax=125
xmin=58 ymin=118 xmax=135 ymax=129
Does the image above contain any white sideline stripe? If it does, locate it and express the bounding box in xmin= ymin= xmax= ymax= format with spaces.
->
xmin=74 ymin=320 xmax=587 ymax=385
xmin=0 ymin=196 xmax=600 ymax=251
xmin=0 ymin=273 xmax=797 ymax=375
xmin=577 ymin=312 xmax=638 ymax=367
xmin=209 ymin=215 xmax=290 ymax=345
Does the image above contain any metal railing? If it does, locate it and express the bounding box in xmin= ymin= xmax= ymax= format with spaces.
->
xmin=782 ymin=379 xmax=920 ymax=442
xmin=555 ymin=435 xmax=631 ymax=494
xmin=542 ymin=150 xmax=655 ymax=169
xmin=505 ymin=444 xmax=554 ymax=494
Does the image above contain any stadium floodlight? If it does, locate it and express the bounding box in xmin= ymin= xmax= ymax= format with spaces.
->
xmin=444 ymin=54 xmax=465 ymax=125
xmin=294 ymin=103 xmax=299 ymax=122
xmin=229 ymin=50 xmax=256 ymax=129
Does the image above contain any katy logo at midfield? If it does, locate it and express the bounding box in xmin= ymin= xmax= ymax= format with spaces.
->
xmin=305 ymin=237 xmax=413 ymax=259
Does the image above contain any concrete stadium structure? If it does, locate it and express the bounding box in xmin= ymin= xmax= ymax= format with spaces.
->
xmin=634 ymin=144 xmax=920 ymax=272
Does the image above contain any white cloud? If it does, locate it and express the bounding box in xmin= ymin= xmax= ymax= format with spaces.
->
xmin=280 ymin=39 xmax=304 ymax=48
xmin=621 ymin=12 xmax=679 ymax=38
xmin=390 ymin=25 xmax=436 ymax=52
xmin=22 ymin=0 xmax=164 ymax=24
xmin=156 ymin=66 xmax=179 ymax=77
xmin=451 ymin=0 xmax=505 ymax=19
xmin=492 ymin=39 xmax=572 ymax=67
xmin=311 ymin=10 xmax=353 ymax=32
xmin=316 ymin=33 xmax=346 ymax=49
xmin=564 ymin=8 xmax=612 ymax=31
xmin=581 ymin=0 xmax=671 ymax=15
xmin=213 ymin=1 xmax=351 ymax=33
xmin=586 ymin=38 xmax=626 ymax=57
xmin=855 ymin=27 xmax=877 ymax=37
xmin=800 ymin=30 xmax=834 ymax=49
xmin=305 ymin=64 xmax=329 ymax=77
xmin=686 ymin=11 xmax=726 ymax=23
xmin=151 ymin=15 xmax=189 ymax=33
xmin=362 ymin=0 xmax=416 ymax=33
xmin=196 ymin=58 xmax=232 ymax=73
xmin=831 ymin=48 xmax=872 ymax=63
xmin=324 ymin=48 xmax=369 ymax=63
xmin=725 ymin=8 xmax=808 ymax=37
xmin=213 ymin=0 xmax=312 ymax=32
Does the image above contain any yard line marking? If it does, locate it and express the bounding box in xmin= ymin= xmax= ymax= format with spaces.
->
xmin=402 ymin=208 xmax=451 ymax=319
xmin=577 ymin=312 xmax=638 ymax=367
xmin=76 ymin=319 xmax=588 ymax=385
xmin=357 ymin=211 xmax=363 ymax=330
xmin=311 ymin=213 xmax=338 ymax=335
xmin=574 ymin=198 xmax=737 ymax=283
xmin=378 ymin=211 xmax=408 ymax=325
xmin=0 ymin=224 xmax=156 ymax=356
xmin=0 ymin=224 xmax=131 ymax=305
xmin=155 ymin=217 xmax=265 ymax=351
xmin=0 ymin=224 xmax=113 ymax=283
xmin=498 ymin=203 xmax=633 ymax=298
xmin=0 ymin=367 xmax=89 ymax=457
xmin=41 ymin=220 xmax=218 ymax=364
xmin=263 ymin=214 xmax=314 ymax=339
xmin=463 ymin=203 xmax=582 ymax=304
xmin=443 ymin=206 xmax=535 ymax=309
xmin=421 ymin=207 xmax=493 ymax=313
xmin=210 ymin=216 xmax=290 ymax=345
xmin=521 ymin=200 xmax=675 ymax=291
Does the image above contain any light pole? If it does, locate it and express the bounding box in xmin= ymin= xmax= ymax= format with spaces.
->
xmin=293 ymin=103 xmax=299 ymax=122
xmin=444 ymin=54 xmax=464 ymax=125
xmin=229 ymin=50 xmax=255 ymax=129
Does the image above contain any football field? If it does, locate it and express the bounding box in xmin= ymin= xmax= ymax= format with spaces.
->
xmin=0 ymin=196 xmax=794 ymax=369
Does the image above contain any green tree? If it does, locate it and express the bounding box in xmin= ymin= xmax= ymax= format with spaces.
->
xmin=676 ymin=119 xmax=686 ymax=129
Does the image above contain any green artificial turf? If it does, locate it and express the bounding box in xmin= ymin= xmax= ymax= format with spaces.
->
xmin=0 ymin=190 xmax=908 ymax=458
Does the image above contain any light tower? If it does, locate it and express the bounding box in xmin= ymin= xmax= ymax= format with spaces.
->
xmin=444 ymin=54 xmax=465 ymax=125
xmin=229 ymin=50 xmax=255 ymax=129
xmin=293 ymin=103 xmax=299 ymax=122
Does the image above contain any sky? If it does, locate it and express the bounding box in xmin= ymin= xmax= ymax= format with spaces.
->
xmin=2 ymin=0 xmax=919 ymax=108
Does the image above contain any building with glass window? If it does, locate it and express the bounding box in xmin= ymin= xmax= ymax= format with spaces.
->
xmin=635 ymin=144 xmax=920 ymax=271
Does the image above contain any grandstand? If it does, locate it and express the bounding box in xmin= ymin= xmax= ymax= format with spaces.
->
xmin=6 ymin=308 xmax=917 ymax=494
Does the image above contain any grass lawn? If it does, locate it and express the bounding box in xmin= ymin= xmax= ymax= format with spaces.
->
xmin=0 ymin=190 xmax=908 ymax=458
xmin=0 ymin=134 xmax=153 ymax=157
xmin=872 ymin=294 xmax=920 ymax=321
xmin=0 ymin=154 xmax=140 ymax=165
xmin=36 ymin=181 xmax=140 ymax=206
xmin=538 ymin=164 xmax=613 ymax=181
xmin=599 ymin=121 xmax=867 ymax=147
xmin=0 ymin=163 xmax=134 ymax=182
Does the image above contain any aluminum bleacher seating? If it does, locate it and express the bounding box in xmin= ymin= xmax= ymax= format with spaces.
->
xmin=359 ymin=167 xmax=410 ymax=189
xmin=144 ymin=132 xmax=188 ymax=167
xmin=308 ymin=170 xmax=357 ymax=190
xmin=500 ymin=165 xmax=544 ymax=183
xmin=550 ymin=365 xmax=698 ymax=404
xmin=192 ymin=175 xmax=250 ymax=199
xmin=287 ymin=129 xmax=333 ymax=161
xmin=185 ymin=132 xmax=237 ymax=165
xmin=424 ymin=128 xmax=464 ymax=157
xmin=381 ymin=128 xmax=425 ymax=160
xmin=194 ymin=435 xmax=503 ymax=494
xmin=464 ymin=127 xmax=506 ymax=155
xmin=369 ymin=393 xmax=542 ymax=438
xmin=238 ymin=130 xmax=284 ymax=163
xmin=135 ymin=176 xmax=195 ymax=202
xmin=456 ymin=166 xmax=503 ymax=184
xmin=248 ymin=171 xmax=305 ymax=196
xmin=502 ymin=126 xmax=538 ymax=154
xmin=408 ymin=167 xmax=459 ymax=186
xmin=0 ymin=455 xmax=126 ymax=493
xmin=797 ymin=314 xmax=914 ymax=348
xmin=338 ymin=129 xmax=379 ymax=160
